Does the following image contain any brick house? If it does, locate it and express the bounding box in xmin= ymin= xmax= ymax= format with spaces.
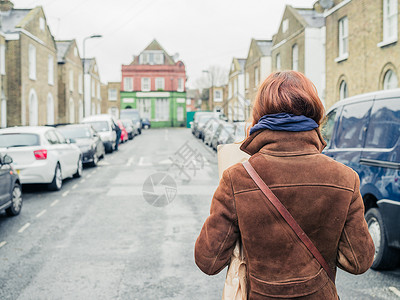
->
xmin=82 ymin=58 xmax=101 ymax=117
xmin=244 ymin=39 xmax=272 ymax=107
xmin=1 ymin=1 xmax=58 ymax=126
xmin=100 ymin=81 xmax=120 ymax=119
xmin=324 ymin=0 xmax=400 ymax=108
xmin=0 ymin=33 xmax=7 ymax=128
xmin=120 ymin=39 xmax=187 ymax=128
xmin=209 ymin=85 xmax=227 ymax=113
xmin=271 ymin=5 xmax=326 ymax=104
xmin=56 ymin=39 xmax=83 ymax=123
xmin=227 ymin=58 xmax=247 ymax=121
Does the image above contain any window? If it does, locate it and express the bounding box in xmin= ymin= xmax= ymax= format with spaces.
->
xmin=155 ymin=98 xmax=169 ymax=121
xmin=124 ymin=77 xmax=133 ymax=91
xmin=177 ymin=106 xmax=184 ymax=122
xmin=91 ymin=81 xmax=95 ymax=97
xmin=137 ymin=98 xmax=151 ymax=119
xmin=141 ymin=78 xmax=151 ymax=91
xmin=155 ymin=77 xmax=165 ymax=90
xmin=321 ymin=109 xmax=337 ymax=147
xmin=78 ymin=74 xmax=83 ymax=94
xmin=97 ymin=83 xmax=100 ymax=100
xmin=254 ymin=67 xmax=259 ymax=86
xmin=45 ymin=131 xmax=59 ymax=144
xmin=282 ymin=19 xmax=289 ymax=33
xmin=292 ymin=44 xmax=299 ymax=71
xmin=69 ymin=69 xmax=74 ymax=92
xmin=339 ymin=80 xmax=348 ymax=100
xmin=48 ymin=55 xmax=54 ymax=85
xmin=214 ymin=90 xmax=222 ymax=102
xmin=276 ymin=53 xmax=281 ymax=70
xmin=29 ymin=90 xmax=38 ymax=126
xmin=365 ymin=98 xmax=400 ymax=149
xmin=177 ymin=78 xmax=184 ymax=92
xmin=336 ymin=102 xmax=372 ymax=149
xmin=47 ymin=94 xmax=54 ymax=125
xmin=39 ymin=17 xmax=45 ymax=31
xmin=383 ymin=0 xmax=398 ymax=41
xmin=108 ymin=88 xmax=117 ymax=101
xmin=155 ymin=53 xmax=164 ymax=64
xmin=0 ymin=45 xmax=5 ymax=75
xmin=78 ymin=100 xmax=83 ymax=122
xmin=338 ymin=17 xmax=348 ymax=57
xmin=383 ymin=69 xmax=398 ymax=89
xmin=245 ymin=72 xmax=249 ymax=89
xmin=69 ymin=98 xmax=75 ymax=123
xmin=29 ymin=44 xmax=36 ymax=80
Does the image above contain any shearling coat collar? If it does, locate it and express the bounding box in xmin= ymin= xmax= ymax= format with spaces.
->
xmin=240 ymin=128 xmax=327 ymax=156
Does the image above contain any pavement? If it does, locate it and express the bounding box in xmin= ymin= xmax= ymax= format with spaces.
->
xmin=0 ymin=128 xmax=399 ymax=300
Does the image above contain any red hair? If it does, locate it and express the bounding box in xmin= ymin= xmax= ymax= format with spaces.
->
xmin=248 ymin=71 xmax=325 ymax=136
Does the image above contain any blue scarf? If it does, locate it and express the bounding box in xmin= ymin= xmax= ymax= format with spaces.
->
xmin=250 ymin=113 xmax=318 ymax=135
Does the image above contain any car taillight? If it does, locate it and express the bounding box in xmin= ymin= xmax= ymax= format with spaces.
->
xmin=34 ymin=149 xmax=47 ymax=160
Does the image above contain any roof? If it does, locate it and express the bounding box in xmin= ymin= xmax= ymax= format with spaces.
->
xmin=295 ymin=8 xmax=325 ymax=28
xmin=237 ymin=59 xmax=246 ymax=72
xmin=82 ymin=58 xmax=95 ymax=73
xmin=0 ymin=9 xmax=31 ymax=33
xmin=56 ymin=40 xmax=73 ymax=63
xmin=130 ymin=39 xmax=176 ymax=65
xmin=256 ymin=40 xmax=272 ymax=56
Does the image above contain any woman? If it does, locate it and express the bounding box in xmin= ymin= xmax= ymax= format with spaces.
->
xmin=194 ymin=71 xmax=374 ymax=299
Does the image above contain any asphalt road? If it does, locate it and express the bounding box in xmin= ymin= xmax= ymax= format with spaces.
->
xmin=0 ymin=128 xmax=399 ymax=300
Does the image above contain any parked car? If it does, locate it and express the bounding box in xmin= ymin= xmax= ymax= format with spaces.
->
xmin=203 ymin=119 xmax=222 ymax=146
xmin=211 ymin=122 xmax=235 ymax=150
xmin=0 ymin=126 xmax=82 ymax=191
xmin=142 ymin=118 xmax=151 ymax=129
xmin=57 ymin=124 xmax=105 ymax=167
xmin=82 ymin=114 xmax=117 ymax=153
xmin=120 ymin=119 xmax=134 ymax=140
xmin=116 ymin=120 xmax=129 ymax=143
xmin=120 ymin=109 xmax=142 ymax=135
xmin=321 ymin=88 xmax=400 ymax=270
xmin=0 ymin=154 xmax=22 ymax=216
xmin=194 ymin=113 xmax=220 ymax=139
xmin=225 ymin=122 xmax=247 ymax=144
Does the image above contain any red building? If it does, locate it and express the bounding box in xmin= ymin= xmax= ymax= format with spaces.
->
xmin=120 ymin=40 xmax=187 ymax=127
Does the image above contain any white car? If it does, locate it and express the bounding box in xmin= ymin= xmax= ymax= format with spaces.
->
xmin=0 ymin=126 xmax=83 ymax=191
xmin=82 ymin=114 xmax=117 ymax=153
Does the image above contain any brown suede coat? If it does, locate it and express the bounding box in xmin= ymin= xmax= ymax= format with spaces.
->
xmin=195 ymin=129 xmax=375 ymax=299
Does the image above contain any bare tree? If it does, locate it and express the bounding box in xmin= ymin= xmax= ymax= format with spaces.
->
xmin=193 ymin=65 xmax=229 ymax=90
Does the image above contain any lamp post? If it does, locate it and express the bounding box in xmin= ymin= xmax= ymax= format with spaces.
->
xmin=82 ymin=34 xmax=102 ymax=117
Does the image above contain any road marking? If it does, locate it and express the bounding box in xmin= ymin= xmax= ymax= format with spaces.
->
xmin=126 ymin=157 xmax=134 ymax=167
xmin=92 ymin=170 xmax=97 ymax=174
xmin=18 ymin=223 xmax=31 ymax=233
xmin=138 ymin=157 xmax=151 ymax=166
xmin=81 ymin=179 xmax=86 ymax=183
xmin=389 ymin=287 xmax=400 ymax=297
xmin=36 ymin=209 xmax=47 ymax=218
xmin=0 ymin=241 xmax=7 ymax=249
xmin=72 ymin=184 xmax=78 ymax=190
xmin=87 ymin=174 xmax=92 ymax=178
xmin=62 ymin=190 xmax=70 ymax=197
xmin=50 ymin=199 xmax=59 ymax=207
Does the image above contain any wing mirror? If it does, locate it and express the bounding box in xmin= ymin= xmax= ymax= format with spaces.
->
xmin=2 ymin=154 xmax=13 ymax=164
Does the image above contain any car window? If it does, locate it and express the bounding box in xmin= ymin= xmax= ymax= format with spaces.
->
xmin=45 ymin=131 xmax=60 ymax=144
xmin=365 ymin=98 xmax=400 ymax=149
xmin=0 ymin=133 xmax=40 ymax=147
xmin=321 ymin=109 xmax=338 ymax=147
xmin=86 ymin=121 xmax=109 ymax=132
xmin=54 ymin=131 xmax=68 ymax=144
xmin=335 ymin=101 xmax=372 ymax=149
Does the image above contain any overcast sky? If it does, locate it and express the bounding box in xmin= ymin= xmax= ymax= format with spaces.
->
xmin=13 ymin=0 xmax=316 ymax=87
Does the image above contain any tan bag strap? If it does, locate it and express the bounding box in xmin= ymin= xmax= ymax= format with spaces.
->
xmin=242 ymin=161 xmax=335 ymax=283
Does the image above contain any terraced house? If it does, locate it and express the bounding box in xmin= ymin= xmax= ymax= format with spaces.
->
xmin=227 ymin=58 xmax=247 ymax=121
xmin=1 ymin=0 xmax=58 ymax=126
xmin=120 ymin=39 xmax=187 ymax=128
xmin=83 ymin=58 xmax=101 ymax=117
xmin=56 ymin=39 xmax=83 ymax=123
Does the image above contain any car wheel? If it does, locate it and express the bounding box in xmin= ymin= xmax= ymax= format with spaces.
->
xmin=5 ymin=183 xmax=22 ymax=217
xmin=91 ymin=154 xmax=99 ymax=167
xmin=73 ymin=157 xmax=83 ymax=178
xmin=49 ymin=164 xmax=62 ymax=191
xmin=366 ymin=208 xmax=400 ymax=270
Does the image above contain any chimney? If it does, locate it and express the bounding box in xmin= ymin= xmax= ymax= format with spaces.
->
xmin=0 ymin=0 xmax=13 ymax=12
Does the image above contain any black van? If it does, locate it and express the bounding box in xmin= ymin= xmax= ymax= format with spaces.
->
xmin=321 ymin=89 xmax=400 ymax=270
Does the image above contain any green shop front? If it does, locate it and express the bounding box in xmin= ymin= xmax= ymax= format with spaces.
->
xmin=120 ymin=91 xmax=187 ymax=128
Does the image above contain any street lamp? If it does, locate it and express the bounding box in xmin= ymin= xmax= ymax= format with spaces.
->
xmin=82 ymin=34 xmax=102 ymax=117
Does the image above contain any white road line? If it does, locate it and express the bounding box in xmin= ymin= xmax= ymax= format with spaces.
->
xmin=81 ymin=179 xmax=86 ymax=183
xmin=126 ymin=157 xmax=134 ymax=167
xmin=50 ymin=199 xmax=59 ymax=207
xmin=0 ymin=241 xmax=7 ymax=249
xmin=62 ymin=190 xmax=70 ymax=197
xmin=87 ymin=174 xmax=92 ymax=178
xmin=36 ymin=209 xmax=47 ymax=218
xmin=92 ymin=169 xmax=97 ymax=174
xmin=389 ymin=287 xmax=400 ymax=297
xmin=18 ymin=223 xmax=31 ymax=233
xmin=138 ymin=157 xmax=144 ymax=166
xmin=72 ymin=184 xmax=78 ymax=190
